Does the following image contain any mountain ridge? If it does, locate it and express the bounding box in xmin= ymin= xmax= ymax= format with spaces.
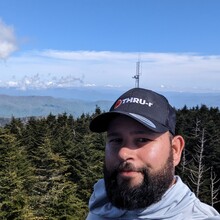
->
xmin=0 ymin=88 xmax=219 ymax=118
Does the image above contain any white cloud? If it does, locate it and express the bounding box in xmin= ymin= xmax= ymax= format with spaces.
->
xmin=0 ymin=19 xmax=18 ymax=59
xmin=6 ymin=81 xmax=18 ymax=87
xmin=1 ymin=50 xmax=220 ymax=92
xmin=41 ymin=50 xmax=137 ymax=61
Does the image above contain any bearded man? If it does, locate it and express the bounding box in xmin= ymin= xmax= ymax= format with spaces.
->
xmin=86 ymin=88 xmax=220 ymax=220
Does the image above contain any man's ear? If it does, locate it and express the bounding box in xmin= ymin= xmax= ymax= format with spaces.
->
xmin=171 ymin=135 xmax=185 ymax=166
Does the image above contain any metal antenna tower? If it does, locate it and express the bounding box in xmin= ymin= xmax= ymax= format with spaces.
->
xmin=133 ymin=60 xmax=141 ymax=88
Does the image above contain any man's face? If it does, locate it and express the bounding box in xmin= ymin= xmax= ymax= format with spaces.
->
xmin=104 ymin=115 xmax=175 ymax=210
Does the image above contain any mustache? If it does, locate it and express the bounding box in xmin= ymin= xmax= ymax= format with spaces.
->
xmin=117 ymin=162 xmax=145 ymax=174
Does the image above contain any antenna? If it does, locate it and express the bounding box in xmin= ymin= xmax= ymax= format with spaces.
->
xmin=133 ymin=60 xmax=141 ymax=88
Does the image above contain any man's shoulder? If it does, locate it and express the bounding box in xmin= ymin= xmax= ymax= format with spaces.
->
xmin=191 ymin=200 xmax=220 ymax=219
xmin=203 ymin=217 xmax=220 ymax=220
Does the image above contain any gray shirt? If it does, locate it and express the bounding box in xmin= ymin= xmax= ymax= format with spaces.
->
xmin=87 ymin=176 xmax=220 ymax=220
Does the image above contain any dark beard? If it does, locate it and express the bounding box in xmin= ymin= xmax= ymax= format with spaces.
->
xmin=104 ymin=149 xmax=174 ymax=210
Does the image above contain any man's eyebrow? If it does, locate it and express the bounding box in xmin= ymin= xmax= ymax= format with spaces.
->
xmin=107 ymin=132 xmax=120 ymax=138
xmin=107 ymin=130 xmax=154 ymax=137
xmin=132 ymin=130 xmax=150 ymax=134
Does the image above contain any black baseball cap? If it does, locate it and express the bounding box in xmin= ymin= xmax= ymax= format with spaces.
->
xmin=89 ymin=88 xmax=176 ymax=135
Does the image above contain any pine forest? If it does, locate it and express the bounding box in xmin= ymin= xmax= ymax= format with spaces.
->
xmin=0 ymin=105 xmax=220 ymax=219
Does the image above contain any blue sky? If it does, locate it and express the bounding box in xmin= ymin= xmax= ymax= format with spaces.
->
xmin=0 ymin=0 xmax=220 ymax=93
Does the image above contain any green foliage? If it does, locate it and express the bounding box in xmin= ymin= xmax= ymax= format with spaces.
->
xmin=176 ymin=105 xmax=220 ymax=210
xmin=0 ymin=128 xmax=34 ymax=219
xmin=0 ymin=105 xmax=219 ymax=219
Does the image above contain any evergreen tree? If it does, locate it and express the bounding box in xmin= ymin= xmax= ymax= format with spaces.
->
xmin=0 ymin=128 xmax=34 ymax=219
xmin=176 ymin=105 xmax=220 ymax=210
xmin=0 ymin=105 xmax=219 ymax=218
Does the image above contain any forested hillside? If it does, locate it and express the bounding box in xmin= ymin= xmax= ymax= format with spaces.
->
xmin=0 ymin=105 xmax=219 ymax=219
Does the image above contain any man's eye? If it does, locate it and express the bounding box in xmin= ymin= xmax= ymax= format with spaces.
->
xmin=136 ymin=138 xmax=150 ymax=143
xmin=109 ymin=138 xmax=122 ymax=144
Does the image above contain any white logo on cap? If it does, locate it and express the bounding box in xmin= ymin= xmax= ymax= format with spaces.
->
xmin=114 ymin=97 xmax=153 ymax=109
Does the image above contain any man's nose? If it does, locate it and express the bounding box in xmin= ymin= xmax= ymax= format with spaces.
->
xmin=118 ymin=142 xmax=135 ymax=161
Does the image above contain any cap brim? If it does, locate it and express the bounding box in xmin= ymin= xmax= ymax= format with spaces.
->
xmin=89 ymin=111 xmax=169 ymax=133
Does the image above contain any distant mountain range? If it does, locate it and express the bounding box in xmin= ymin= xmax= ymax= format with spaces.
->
xmin=0 ymin=87 xmax=219 ymax=119
xmin=0 ymin=94 xmax=112 ymax=118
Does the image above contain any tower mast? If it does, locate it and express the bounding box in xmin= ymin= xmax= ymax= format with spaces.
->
xmin=133 ymin=60 xmax=141 ymax=88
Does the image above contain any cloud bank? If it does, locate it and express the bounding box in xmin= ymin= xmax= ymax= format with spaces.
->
xmin=1 ymin=50 xmax=220 ymax=92
xmin=4 ymin=73 xmax=84 ymax=91
xmin=0 ymin=19 xmax=18 ymax=59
